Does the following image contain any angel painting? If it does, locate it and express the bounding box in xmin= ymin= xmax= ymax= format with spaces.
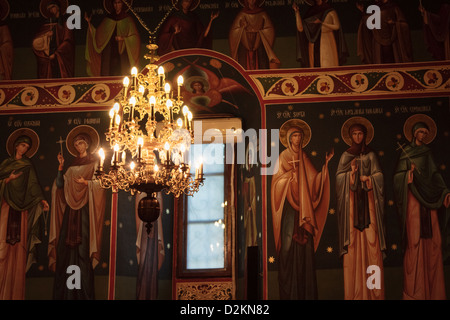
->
xmin=168 ymin=58 xmax=252 ymax=113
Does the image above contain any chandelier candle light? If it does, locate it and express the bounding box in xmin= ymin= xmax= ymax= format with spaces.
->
xmin=95 ymin=41 xmax=204 ymax=232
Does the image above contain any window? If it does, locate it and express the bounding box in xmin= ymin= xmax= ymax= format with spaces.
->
xmin=177 ymin=143 xmax=233 ymax=277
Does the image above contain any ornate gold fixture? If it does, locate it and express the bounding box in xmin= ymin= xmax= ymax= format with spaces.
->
xmin=94 ymin=41 xmax=204 ymax=232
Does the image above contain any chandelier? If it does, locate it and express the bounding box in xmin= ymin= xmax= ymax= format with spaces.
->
xmin=94 ymin=41 xmax=204 ymax=232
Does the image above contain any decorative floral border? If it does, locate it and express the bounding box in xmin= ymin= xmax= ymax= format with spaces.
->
xmin=250 ymin=64 xmax=450 ymax=101
xmin=0 ymin=57 xmax=449 ymax=114
xmin=0 ymin=78 xmax=123 ymax=112
xmin=176 ymin=281 xmax=233 ymax=300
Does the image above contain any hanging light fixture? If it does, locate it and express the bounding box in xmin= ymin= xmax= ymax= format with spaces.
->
xmin=94 ymin=4 xmax=205 ymax=232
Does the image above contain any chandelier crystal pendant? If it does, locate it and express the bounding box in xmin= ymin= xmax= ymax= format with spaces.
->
xmin=94 ymin=41 xmax=204 ymax=232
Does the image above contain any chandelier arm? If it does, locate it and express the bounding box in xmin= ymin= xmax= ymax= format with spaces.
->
xmin=96 ymin=0 xmax=204 ymax=200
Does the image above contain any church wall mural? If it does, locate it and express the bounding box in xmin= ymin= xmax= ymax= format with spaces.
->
xmin=159 ymin=50 xmax=263 ymax=300
xmin=0 ymin=48 xmax=265 ymax=300
xmin=0 ymin=0 xmax=449 ymax=302
xmin=0 ymin=0 xmax=449 ymax=81
xmin=0 ymin=108 xmax=113 ymax=299
xmin=0 ymin=84 xmax=180 ymax=300
xmin=264 ymin=96 xmax=450 ymax=299
xmin=1 ymin=51 xmax=450 ymax=302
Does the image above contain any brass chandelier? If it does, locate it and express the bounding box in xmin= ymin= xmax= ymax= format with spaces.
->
xmin=94 ymin=41 xmax=204 ymax=231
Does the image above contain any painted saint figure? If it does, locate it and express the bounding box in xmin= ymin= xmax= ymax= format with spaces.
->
xmin=48 ymin=125 xmax=106 ymax=299
xmin=357 ymin=0 xmax=413 ymax=64
xmin=336 ymin=117 xmax=386 ymax=300
xmin=157 ymin=0 xmax=219 ymax=56
xmin=85 ymin=0 xmax=141 ymax=76
xmin=292 ymin=0 xmax=348 ymax=68
xmin=271 ymin=119 xmax=333 ymax=299
xmin=135 ymin=192 xmax=165 ymax=300
xmin=394 ymin=114 xmax=450 ymax=300
xmin=0 ymin=129 xmax=49 ymax=300
xmin=0 ymin=0 xmax=13 ymax=80
xmin=32 ymin=0 xmax=75 ymax=78
xmin=229 ymin=0 xmax=280 ymax=70
xmin=419 ymin=2 xmax=450 ymax=61
xmin=243 ymin=142 xmax=258 ymax=248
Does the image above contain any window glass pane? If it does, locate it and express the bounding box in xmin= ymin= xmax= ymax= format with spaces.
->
xmin=188 ymin=175 xmax=224 ymax=221
xmin=189 ymin=144 xmax=224 ymax=174
xmin=202 ymin=161 xmax=224 ymax=175
xmin=185 ymin=143 xmax=226 ymax=270
xmin=187 ymin=222 xmax=225 ymax=269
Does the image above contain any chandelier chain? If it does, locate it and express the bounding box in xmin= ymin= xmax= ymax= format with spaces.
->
xmin=122 ymin=0 xmax=179 ymax=39
xmin=94 ymin=3 xmax=204 ymax=198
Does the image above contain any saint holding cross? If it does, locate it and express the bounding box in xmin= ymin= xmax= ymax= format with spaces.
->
xmin=49 ymin=125 xmax=106 ymax=300
xmin=56 ymin=136 xmax=65 ymax=155
xmin=271 ymin=119 xmax=333 ymax=299
xmin=394 ymin=114 xmax=450 ymax=300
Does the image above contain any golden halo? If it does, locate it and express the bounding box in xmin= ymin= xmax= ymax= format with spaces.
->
xmin=6 ymin=128 xmax=40 ymax=159
xmin=172 ymin=0 xmax=200 ymax=11
xmin=403 ymin=114 xmax=437 ymax=144
xmin=0 ymin=0 xmax=10 ymax=22
xmin=279 ymin=119 xmax=311 ymax=149
xmin=39 ymin=0 xmax=68 ymax=20
xmin=66 ymin=125 xmax=100 ymax=157
xmin=103 ymin=0 xmax=133 ymax=14
xmin=238 ymin=0 xmax=265 ymax=7
xmin=341 ymin=116 xmax=374 ymax=146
